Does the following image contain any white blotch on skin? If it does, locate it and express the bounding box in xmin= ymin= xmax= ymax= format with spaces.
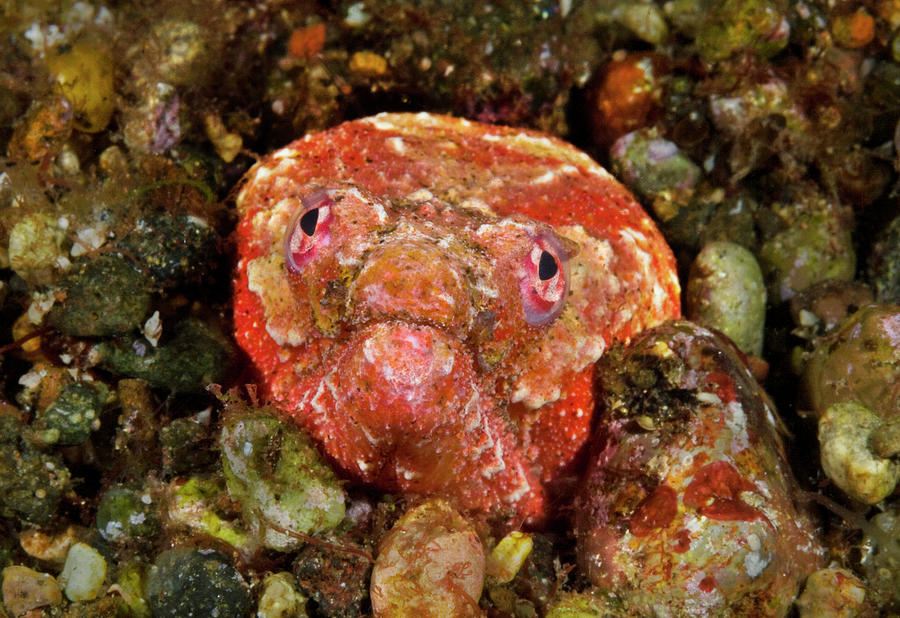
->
xmin=386 ymin=136 xmax=407 ymax=154
xmin=533 ymin=170 xmax=558 ymax=184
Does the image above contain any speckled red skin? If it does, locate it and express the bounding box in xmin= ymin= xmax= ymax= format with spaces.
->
xmin=233 ymin=113 xmax=680 ymax=524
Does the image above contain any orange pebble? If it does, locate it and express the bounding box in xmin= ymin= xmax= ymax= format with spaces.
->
xmin=12 ymin=313 xmax=44 ymax=359
xmin=832 ymin=10 xmax=875 ymax=49
xmin=587 ymin=52 xmax=669 ymax=150
xmin=288 ymin=23 xmax=326 ymax=59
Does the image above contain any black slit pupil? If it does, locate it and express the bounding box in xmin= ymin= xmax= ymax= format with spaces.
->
xmin=299 ymin=208 xmax=319 ymax=236
xmin=538 ymin=251 xmax=558 ymax=281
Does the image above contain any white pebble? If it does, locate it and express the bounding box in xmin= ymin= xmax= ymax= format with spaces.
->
xmin=59 ymin=542 xmax=107 ymax=602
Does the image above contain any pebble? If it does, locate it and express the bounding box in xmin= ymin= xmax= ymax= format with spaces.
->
xmin=95 ymin=484 xmax=160 ymax=543
xmin=45 ymin=40 xmax=115 ymax=133
xmin=1 ymin=565 xmax=62 ymax=616
xmin=47 ymin=255 xmax=150 ymax=337
xmin=370 ymin=499 xmax=485 ymax=616
xmin=7 ymin=214 xmax=68 ymax=286
xmin=219 ymin=406 xmax=346 ymax=551
xmin=145 ymin=547 xmax=253 ymax=617
xmin=59 ymin=542 xmax=107 ymax=602
xmin=34 ymin=381 xmax=106 ymax=446
xmin=687 ymin=241 xmax=766 ymax=356
xmin=258 ymin=572 xmax=309 ymax=618
xmin=795 ymin=567 xmax=868 ymax=617
xmin=818 ymin=402 xmax=900 ymax=504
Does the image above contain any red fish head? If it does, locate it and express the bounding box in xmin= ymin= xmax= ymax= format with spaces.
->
xmin=233 ymin=113 xmax=680 ymax=523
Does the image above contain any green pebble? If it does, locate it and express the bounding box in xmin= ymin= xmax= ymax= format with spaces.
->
xmin=168 ymin=475 xmax=253 ymax=551
xmin=687 ymin=241 xmax=766 ymax=356
xmin=116 ymin=213 xmax=220 ymax=290
xmin=867 ymin=60 xmax=900 ymax=111
xmin=114 ymin=561 xmax=151 ymax=617
xmin=220 ymin=408 xmax=346 ymax=551
xmin=95 ymin=318 xmax=233 ymax=392
xmin=610 ymin=128 xmax=701 ymax=223
xmin=868 ymin=214 xmax=900 ymax=303
xmin=96 ymin=485 xmax=160 ymax=543
xmin=758 ymin=211 xmax=855 ymax=302
xmin=545 ymin=591 xmax=621 ymax=616
xmin=145 ymin=547 xmax=252 ymax=617
xmin=0 ymin=411 xmax=71 ymax=525
xmin=35 ymin=381 xmax=106 ymax=446
xmin=692 ymin=0 xmax=789 ymax=62
xmin=47 ymin=255 xmax=150 ymax=337
xmin=160 ymin=416 xmax=216 ymax=476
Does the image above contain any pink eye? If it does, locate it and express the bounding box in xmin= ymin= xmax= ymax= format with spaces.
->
xmin=284 ymin=190 xmax=333 ymax=271
xmin=519 ymin=232 xmax=569 ymax=326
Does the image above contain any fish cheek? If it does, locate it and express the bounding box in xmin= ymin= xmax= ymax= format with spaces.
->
xmin=286 ymin=260 xmax=352 ymax=337
xmin=471 ymin=269 xmax=537 ymax=373
xmin=309 ymin=276 xmax=350 ymax=335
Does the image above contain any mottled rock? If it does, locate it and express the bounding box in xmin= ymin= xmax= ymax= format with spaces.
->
xmin=116 ymin=213 xmax=220 ymax=290
xmin=795 ymin=567 xmax=868 ymax=618
xmin=803 ymin=303 xmax=900 ymax=419
xmin=0 ymin=406 xmax=71 ymax=526
xmin=610 ymin=128 xmax=702 ymax=224
xmin=34 ymin=381 xmax=106 ymax=446
xmin=47 ymin=255 xmax=150 ymax=337
xmin=145 ymin=547 xmax=252 ymax=617
xmin=96 ymin=484 xmax=160 ymax=543
xmin=577 ymin=321 xmax=823 ymax=616
xmin=1 ymin=565 xmax=62 ymax=616
xmin=758 ymin=184 xmax=855 ymax=302
xmin=293 ymin=542 xmax=371 ymax=618
xmin=818 ymin=403 xmax=900 ymax=504
xmin=95 ymin=318 xmax=233 ymax=392
xmin=371 ymin=499 xmax=485 ymax=617
xmin=220 ymin=406 xmax=346 ymax=551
